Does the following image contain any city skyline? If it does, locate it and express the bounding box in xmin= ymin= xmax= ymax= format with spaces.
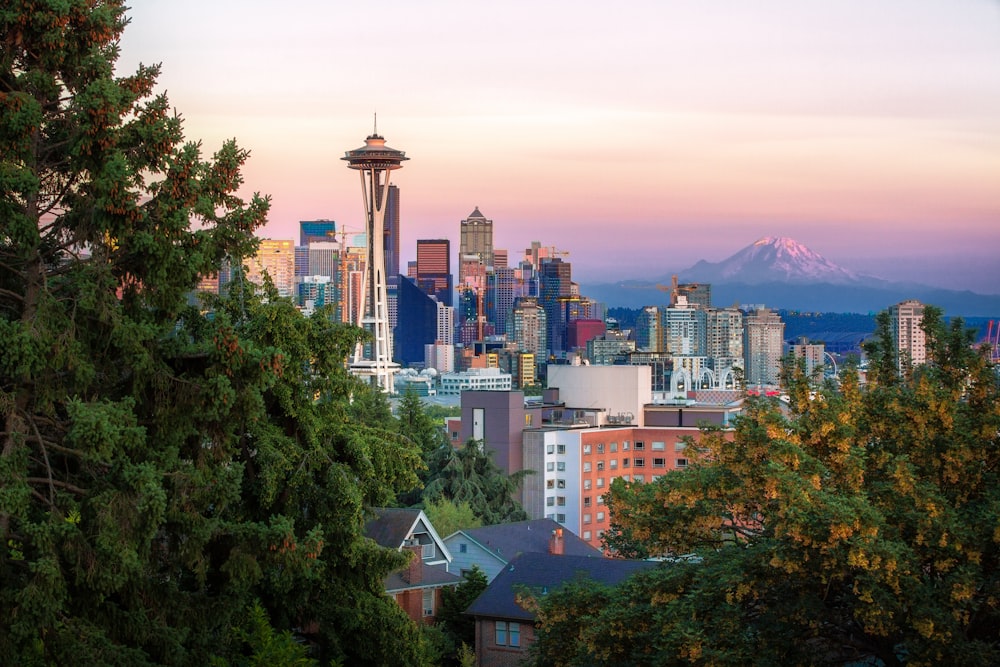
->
xmin=116 ymin=1 xmax=1000 ymax=291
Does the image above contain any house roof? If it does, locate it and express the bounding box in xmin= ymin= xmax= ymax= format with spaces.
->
xmin=364 ymin=508 xmax=422 ymax=549
xmin=384 ymin=563 xmax=464 ymax=594
xmin=447 ymin=519 xmax=601 ymax=564
xmin=465 ymin=552 xmax=658 ymax=621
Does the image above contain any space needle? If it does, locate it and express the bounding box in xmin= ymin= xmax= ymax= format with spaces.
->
xmin=342 ymin=121 xmax=407 ymax=393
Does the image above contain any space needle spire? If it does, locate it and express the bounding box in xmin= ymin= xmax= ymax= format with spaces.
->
xmin=342 ymin=125 xmax=408 ymax=393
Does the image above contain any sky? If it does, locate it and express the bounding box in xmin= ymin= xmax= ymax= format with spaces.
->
xmin=116 ymin=1 xmax=1000 ymax=290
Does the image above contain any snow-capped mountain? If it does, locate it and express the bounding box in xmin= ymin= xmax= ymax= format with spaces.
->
xmin=679 ymin=237 xmax=866 ymax=285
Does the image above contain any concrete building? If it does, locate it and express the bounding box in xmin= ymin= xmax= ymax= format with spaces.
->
xmin=889 ymin=299 xmax=927 ymax=372
xmin=744 ymin=307 xmax=785 ymax=387
xmin=547 ymin=365 xmax=652 ymax=427
xmin=789 ymin=338 xmax=827 ymax=379
xmin=440 ymin=368 xmax=513 ymax=396
xmin=415 ymin=238 xmax=452 ymax=308
xmin=507 ymin=296 xmax=548 ymax=359
xmin=457 ymin=390 xmax=543 ymax=474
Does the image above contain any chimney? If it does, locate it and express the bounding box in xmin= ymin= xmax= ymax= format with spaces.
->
xmin=402 ymin=543 xmax=422 ymax=584
xmin=549 ymin=528 xmax=564 ymax=555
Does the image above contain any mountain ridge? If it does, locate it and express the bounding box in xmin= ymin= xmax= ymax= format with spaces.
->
xmin=580 ymin=237 xmax=1000 ymax=316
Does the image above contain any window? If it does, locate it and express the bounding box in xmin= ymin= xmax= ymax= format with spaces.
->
xmin=583 ymin=461 xmax=592 ymax=472
xmin=509 ymin=622 xmax=521 ymax=647
xmin=609 ymin=459 xmax=618 ymax=470
xmin=459 ymin=543 xmax=467 ymax=553
xmin=557 ymin=514 xmax=566 ymax=523
xmin=557 ymin=444 xmax=566 ymax=454
xmin=583 ymin=496 xmax=591 ymax=507
xmin=597 ymin=477 xmax=605 ymax=488
xmin=423 ymin=589 xmax=434 ymax=617
xmin=583 ymin=530 xmax=592 ymax=540
xmin=634 ymin=457 xmax=645 ymax=467
xmin=634 ymin=474 xmax=645 ymax=482
xmin=495 ymin=621 xmax=508 ymax=645
xmin=583 ymin=513 xmax=591 ymax=524
xmin=525 ymin=414 xmax=533 ymax=427
xmin=422 ymin=543 xmax=435 ymax=559
xmin=622 ymin=458 xmax=630 ymax=467
xmin=597 ymin=511 xmax=605 ymax=522
xmin=597 ymin=443 xmax=605 ymax=453
xmin=597 ymin=495 xmax=604 ymax=505
xmin=546 ymin=497 xmax=554 ymax=506
xmin=596 ymin=461 xmax=604 ymax=471
xmin=652 ymin=441 xmax=666 ymax=451
xmin=634 ymin=441 xmax=645 ymax=450
xmin=557 ymin=479 xmax=566 ymax=489
xmin=546 ymin=479 xmax=555 ymax=489
xmin=546 ymin=444 xmax=554 ymax=454
xmin=557 ymin=462 xmax=566 ymax=471
xmin=653 ymin=457 xmax=666 ymax=468
xmin=583 ymin=444 xmax=591 ymax=454
xmin=546 ymin=462 xmax=554 ymax=472
xmin=623 ymin=441 xmax=630 ymax=451
xmin=677 ymin=458 xmax=689 ymax=468
xmin=609 ymin=442 xmax=618 ymax=453
xmin=584 ymin=479 xmax=592 ymax=490
xmin=675 ymin=441 xmax=687 ymax=453
xmin=557 ymin=496 xmax=566 ymax=506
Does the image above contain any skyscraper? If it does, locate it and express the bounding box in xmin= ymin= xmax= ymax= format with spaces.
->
xmin=539 ymin=258 xmax=572 ymax=357
xmin=299 ymin=220 xmax=337 ymax=246
xmin=507 ymin=297 xmax=548 ymax=359
xmin=342 ymin=128 xmax=407 ymax=393
xmin=744 ymin=307 xmax=785 ymax=387
xmin=246 ymin=239 xmax=295 ymax=298
xmin=888 ymin=299 xmax=927 ymax=373
xmin=459 ymin=207 xmax=493 ymax=283
xmin=415 ymin=238 xmax=452 ymax=307
xmin=383 ymin=185 xmax=400 ymax=280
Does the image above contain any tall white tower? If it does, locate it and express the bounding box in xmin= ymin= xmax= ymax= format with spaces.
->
xmin=342 ymin=126 xmax=408 ymax=393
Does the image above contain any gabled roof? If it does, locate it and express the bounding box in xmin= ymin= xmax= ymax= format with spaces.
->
xmin=465 ymin=552 xmax=658 ymax=621
xmin=364 ymin=507 xmax=452 ymax=562
xmin=365 ymin=508 xmax=422 ymax=549
xmin=446 ymin=519 xmax=601 ymax=564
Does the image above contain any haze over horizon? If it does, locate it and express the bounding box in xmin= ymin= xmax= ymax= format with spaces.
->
xmin=117 ymin=1 xmax=1000 ymax=292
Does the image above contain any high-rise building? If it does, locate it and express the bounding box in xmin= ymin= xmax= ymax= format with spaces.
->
xmin=299 ymin=220 xmax=337 ymax=246
xmin=664 ymin=300 xmax=707 ymax=357
xmin=539 ymin=258 xmax=572 ymax=357
xmin=888 ymin=299 xmax=927 ymax=373
xmin=744 ymin=308 xmax=785 ymax=387
xmin=459 ymin=207 xmax=493 ymax=283
xmin=394 ymin=277 xmax=440 ymax=367
xmin=636 ymin=306 xmax=663 ymax=353
xmin=383 ymin=185 xmax=400 ymax=280
xmin=415 ymin=238 xmax=452 ymax=307
xmin=342 ymin=128 xmax=407 ymax=393
xmin=246 ymin=239 xmax=295 ymax=298
xmin=508 ymin=297 xmax=548 ymax=359
xmin=789 ymin=338 xmax=826 ymax=379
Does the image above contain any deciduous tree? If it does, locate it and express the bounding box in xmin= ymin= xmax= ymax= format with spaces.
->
xmin=534 ymin=308 xmax=1000 ymax=666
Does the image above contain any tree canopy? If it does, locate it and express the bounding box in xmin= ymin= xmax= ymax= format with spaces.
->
xmin=532 ymin=308 xmax=1000 ymax=666
xmin=1 ymin=2 xmax=428 ymax=664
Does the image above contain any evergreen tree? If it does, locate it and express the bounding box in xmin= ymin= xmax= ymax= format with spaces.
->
xmin=0 ymin=3 xmax=426 ymax=663
xmin=532 ymin=308 xmax=1000 ymax=666
xmin=423 ymin=440 xmax=529 ymax=525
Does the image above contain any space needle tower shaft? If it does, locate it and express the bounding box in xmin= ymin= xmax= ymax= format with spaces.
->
xmin=342 ymin=124 xmax=408 ymax=393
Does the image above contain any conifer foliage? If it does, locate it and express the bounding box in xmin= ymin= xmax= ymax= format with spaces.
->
xmin=1 ymin=3 xmax=424 ymax=664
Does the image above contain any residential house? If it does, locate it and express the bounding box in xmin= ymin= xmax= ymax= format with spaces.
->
xmin=444 ymin=519 xmax=601 ymax=582
xmin=364 ymin=507 xmax=462 ymax=624
xmin=465 ymin=551 xmax=657 ymax=666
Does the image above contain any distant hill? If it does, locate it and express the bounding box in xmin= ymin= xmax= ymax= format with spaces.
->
xmin=582 ymin=237 xmax=1000 ymax=317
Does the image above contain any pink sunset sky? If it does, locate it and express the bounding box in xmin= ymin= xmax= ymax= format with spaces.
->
xmin=116 ymin=1 xmax=1000 ymax=290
